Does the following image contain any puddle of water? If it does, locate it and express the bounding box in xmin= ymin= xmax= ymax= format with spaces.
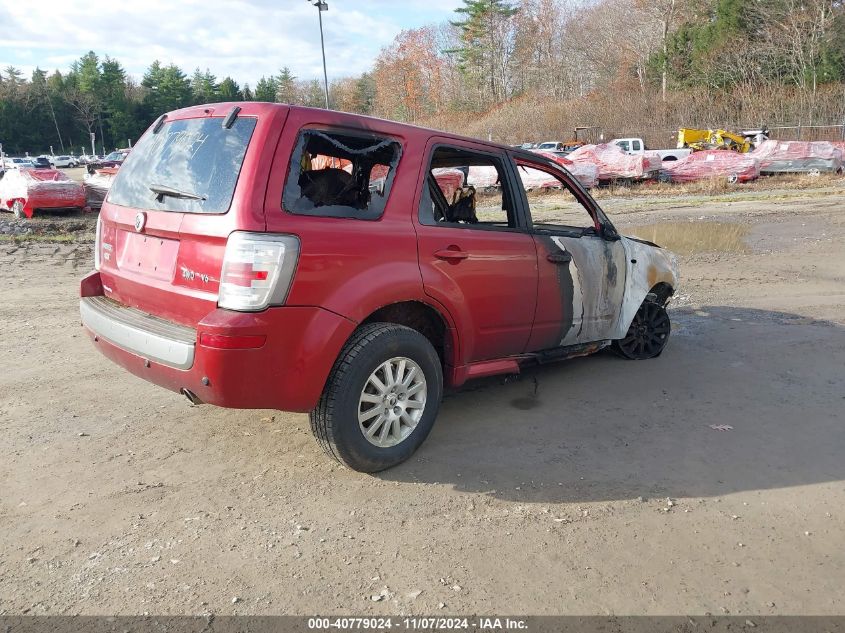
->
xmin=625 ymin=221 xmax=750 ymax=255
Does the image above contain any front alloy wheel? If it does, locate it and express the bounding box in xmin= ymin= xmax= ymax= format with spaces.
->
xmin=614 ymin=301 xmax=671 ymax=360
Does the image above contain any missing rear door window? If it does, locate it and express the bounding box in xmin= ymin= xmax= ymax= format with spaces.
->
xmin=283 ymin=128 xmax=401 ymax=219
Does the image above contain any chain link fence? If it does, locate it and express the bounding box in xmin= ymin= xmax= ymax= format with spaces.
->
xmin=610 ymin=124 xmax=845 ymax=149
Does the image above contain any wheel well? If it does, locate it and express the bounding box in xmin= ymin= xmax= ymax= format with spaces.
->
xmin=649 ymin=282 xmax=674 ymax=305
xmin=362 ymin=301 xmax=449 ymax=365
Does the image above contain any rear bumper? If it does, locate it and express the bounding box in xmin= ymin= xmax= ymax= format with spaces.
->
xmin=80 ymin=271 xmax=357 ymax=412
xmin=81 ymin=296 xmax=195 ymax=369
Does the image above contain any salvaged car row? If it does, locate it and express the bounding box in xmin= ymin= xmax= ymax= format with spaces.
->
xmin=3 ymin=137 xmax=843 ymax=221
xmin=79 ymin=102 xmax=679 ymax=472
xmin=0 ymin=151 xmax=128 ymax=218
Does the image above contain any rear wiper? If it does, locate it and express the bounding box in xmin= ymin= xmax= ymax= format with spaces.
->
xmin=149 ymin=184 xmax=206 ymax=202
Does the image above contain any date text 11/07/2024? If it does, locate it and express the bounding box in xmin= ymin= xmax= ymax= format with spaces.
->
xmin=307 ymin=617 xmax=528 ymax=630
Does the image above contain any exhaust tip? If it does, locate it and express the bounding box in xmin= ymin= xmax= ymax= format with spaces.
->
xmin=180 ymin=388 xmax=203 ymax=406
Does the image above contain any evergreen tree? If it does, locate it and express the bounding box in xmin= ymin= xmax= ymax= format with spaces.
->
xmin=254 ymin=76 xmax=278 ymax=101
xmin=450 ymin=0 xmax=518 ymax=102
xmin=218 ymin=77 xmax=244 ymax=100
xmin=275 ymin=67 xmax=297 ymax=103
xmin=191 ymin=68 xmax=218 ymax=104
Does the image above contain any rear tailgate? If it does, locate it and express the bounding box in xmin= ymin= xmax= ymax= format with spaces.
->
xmin=95 ymin=103 xmax=288 ymax=327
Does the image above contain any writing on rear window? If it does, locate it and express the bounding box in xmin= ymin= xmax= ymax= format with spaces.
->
xmin=107 ymin=117 xmax=256 ymax=214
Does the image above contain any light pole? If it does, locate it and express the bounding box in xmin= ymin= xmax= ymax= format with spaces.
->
xmin=309 ymin=1 xmax=330 ymax=109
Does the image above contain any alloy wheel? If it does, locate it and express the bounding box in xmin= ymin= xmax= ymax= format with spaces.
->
xmin=617 ymin=302 xmax=670 ymax=359
xmin=358 ymin=357 xmax=427 ymax=448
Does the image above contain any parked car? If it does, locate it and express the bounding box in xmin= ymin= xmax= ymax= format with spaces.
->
xmin=86 ymin=149 xmax=130 ymax=173
xmin=31 ymin=156 xmax=53 ymax=169
xmin=0 ymin=168 xmax=86 ymax=218
xmin=660 ymin=150 xmax=761 ymax=184
xmin=750 ymin=140 xmax=843 ymax=175
xmin=611 ymin=137 xmax=692 ymax=162
xmin=536 ymin=141 xmax=566 ymax=151
xmin=9 ymin=157 xmax=35 ymax=169
xmin=52 ymin=155 xmax=79 ymax=168
xmin=568 ymin=143 xmax=663 ymax=182
xmin=80 ymin=103 xmax=680 ymax=472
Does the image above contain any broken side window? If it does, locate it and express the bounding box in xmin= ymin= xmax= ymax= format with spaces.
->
xmin=418 ymin=145 xmax=519 ymax=230
xmin=283 ymin=128 xmax=402 ymax=220
xmin=515 ymin=161 xmax=599 ymax=233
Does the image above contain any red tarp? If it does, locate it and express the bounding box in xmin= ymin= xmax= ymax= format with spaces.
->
xmin=566 ymin=143 xmax=662 ymax=181
xmin=0 ymin=168 xmax=86 ymax=218
xmin=532 ymin=151 xmax=599 ymax=189
xmin=660 ymin=150 xmax=761 ymax=183
xmin=432 ymin=168 xmax=465 ymax=202
xmin=749 ymin=140 xmax=843 ymax=174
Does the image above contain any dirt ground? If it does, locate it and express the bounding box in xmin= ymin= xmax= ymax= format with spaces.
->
xmin=1 ymin=183 xmax=844 ymax=616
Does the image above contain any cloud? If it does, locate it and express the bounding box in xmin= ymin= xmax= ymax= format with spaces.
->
xmin=0 ymin=0 xmax=463 ymax=84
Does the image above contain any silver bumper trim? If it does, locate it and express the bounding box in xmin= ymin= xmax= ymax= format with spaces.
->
xmin=80 ymin=296 xmax=196 ymax=370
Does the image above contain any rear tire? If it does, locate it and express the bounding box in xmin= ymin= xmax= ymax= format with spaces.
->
xmin=310 ymin=323 xmax=443 ymax=472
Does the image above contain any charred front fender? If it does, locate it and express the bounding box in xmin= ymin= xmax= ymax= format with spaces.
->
xmin=611 ymin=236 xmax=680 ymax=339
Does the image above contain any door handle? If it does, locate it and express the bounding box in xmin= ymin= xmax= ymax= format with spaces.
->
xmin=434 ymin=247 xmax=469 ymax=261
xmin=547 ymin=251 xmax=572 ymax=264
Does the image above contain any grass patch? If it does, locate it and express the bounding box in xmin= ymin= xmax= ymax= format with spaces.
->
xmin=0 ymin=233 xmax=92 ymax=244
xmin=590 ymin=172 xmax=845 ymax=200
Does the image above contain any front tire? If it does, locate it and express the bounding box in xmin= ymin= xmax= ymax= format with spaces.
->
xmin=310 ymin=323 xmax=443 ymax=472
xmin=613 ymin=300 xmax=671 ymax=359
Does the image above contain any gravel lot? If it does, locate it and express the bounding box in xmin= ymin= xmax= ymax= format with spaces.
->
xmin=1 ymin=185 xmax=844 ymax=616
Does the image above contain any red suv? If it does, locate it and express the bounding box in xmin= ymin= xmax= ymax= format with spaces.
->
xmin=80 ymin=103 xmax=679 ymax=472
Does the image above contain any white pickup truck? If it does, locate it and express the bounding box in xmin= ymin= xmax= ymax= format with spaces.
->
xmin=612 ymin=138 xmax=692 ymax=162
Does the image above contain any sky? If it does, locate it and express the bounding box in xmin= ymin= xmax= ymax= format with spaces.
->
xmin=0 ymin=0 xmax=464 ymax=86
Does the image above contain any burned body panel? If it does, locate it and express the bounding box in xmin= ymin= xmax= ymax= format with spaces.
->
xmin=530 ymin=233 xmax=677 ymax=350
xmin=550 ymin=235 xmax=627 ymax=345
xmin=530 ymin=233 xmax=626 ymax=348
xmin=612 ymin=236 xmax=679 ymax=339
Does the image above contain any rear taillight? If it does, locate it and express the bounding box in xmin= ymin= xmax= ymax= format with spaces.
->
xmin=94 ymin=216 xmax=102 ymax=270
xmin=218 ymin=232 xmax=300 ymax=312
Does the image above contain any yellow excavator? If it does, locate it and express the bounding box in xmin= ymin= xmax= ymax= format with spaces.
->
xmin=677 ymin=128 xmax=768 ymax=153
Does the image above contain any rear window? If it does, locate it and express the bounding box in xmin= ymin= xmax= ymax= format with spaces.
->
xmin=107 ymin=116 xmax=256 ymax=214
xmin=283 ymin=128 xmax=401 ymax=220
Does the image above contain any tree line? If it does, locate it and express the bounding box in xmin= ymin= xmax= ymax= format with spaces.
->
xmin=1 ymin=0 xmax=843 ymax=155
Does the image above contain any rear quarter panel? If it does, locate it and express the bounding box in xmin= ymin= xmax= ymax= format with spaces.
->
xmin=263 ymin=109 xmax=434 ymax=324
